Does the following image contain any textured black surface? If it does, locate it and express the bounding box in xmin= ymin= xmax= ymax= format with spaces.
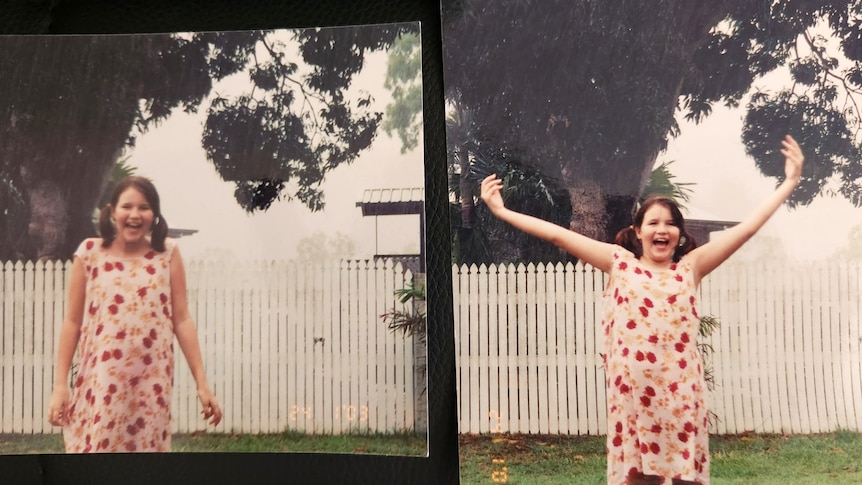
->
xmin=0 ymin=1 xmax=457 ymax=484
xmin=0 ymin=0 xmax=56 ymax=33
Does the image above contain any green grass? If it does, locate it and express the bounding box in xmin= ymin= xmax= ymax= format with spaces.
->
xmin=6 ymin=430 xmax=860 ymax=484
xmin=459 ymin=433 xmax=606 ymax=485
xmin=172 ymin=430 xmax=427 ymax=455
xmin=0 ymin=433 xmax=65 ymax=455
xmin=0 ymin=431 xmax=426 ymax=456
xmin=709 ymin=431 xmax=862 ymax=484
xmin=458 ymin=431 xmax=862 ymax=485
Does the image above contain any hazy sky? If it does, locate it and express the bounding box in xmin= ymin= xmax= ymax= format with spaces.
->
xmin=124 ymin=31 xmax=424 ymax=263
xmin=664 ymin=85 xmax=862 ymax=263
xmin=658 ymin=21 xmax=862 ymax=263
xmin=124 ymin=26 xmax=862 ymax=265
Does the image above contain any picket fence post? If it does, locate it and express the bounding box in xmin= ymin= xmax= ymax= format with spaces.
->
xmin=0 ymin=258 xmax=418 ymax=436
xmin=453 ymin=260 xmax=862 ymax=436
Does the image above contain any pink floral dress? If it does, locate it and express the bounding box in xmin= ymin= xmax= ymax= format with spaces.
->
xmin=63 ymin=238 xmax=176 ymax=453
xmin=602 ymin=247 xmax=709 ymax=484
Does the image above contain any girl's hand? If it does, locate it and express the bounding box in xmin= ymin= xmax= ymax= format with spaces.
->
xmin=480 ymin=174 xmax=506 ymax=214
xmin=197 ymin=387 xmax=223 ymax=426
xmin=781 ymin=134 xmax=804 ymax=183
xmin=47 ymin=386 xmax=70 ymax=426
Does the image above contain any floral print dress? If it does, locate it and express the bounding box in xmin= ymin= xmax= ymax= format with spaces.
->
xmin=602 ymin=247 xmax=709 ymax=484
xmin=64 ymin=238 xmax=176 ymax=453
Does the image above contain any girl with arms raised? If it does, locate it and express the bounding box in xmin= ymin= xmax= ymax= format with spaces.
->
xmin=480 ymin=136 xmax=804 ymax=485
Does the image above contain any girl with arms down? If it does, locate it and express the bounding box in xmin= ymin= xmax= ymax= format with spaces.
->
xmin=48 ymin=176 xmax=222 ymax=452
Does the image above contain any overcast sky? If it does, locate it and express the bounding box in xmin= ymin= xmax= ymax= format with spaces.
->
xmin=124 ymin=31 xmax=424 ymax=263
xmin=659 ymin=20 xmax=862 ymax=263
xmin=124 ymin=25 xmax=862 ymax=265
xmin=663 ymin=82 xmax=862 ymax=264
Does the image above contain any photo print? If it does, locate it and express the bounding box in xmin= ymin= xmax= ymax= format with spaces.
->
xmin=0 ymin=2 xmax=459 ymax=484
xmin=442 ymin=2 xmax=862 ymax=484
xmin=0 ymin=24 xmax=430 ymax=457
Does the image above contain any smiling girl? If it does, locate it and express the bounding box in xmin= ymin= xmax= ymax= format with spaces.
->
xmin=47 ymin=176 xmax=221 ymax=452
xmin=480 ymin=135 xmax=804 ymax=485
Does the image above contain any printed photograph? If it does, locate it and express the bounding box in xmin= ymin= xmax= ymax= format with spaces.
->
xmin=442 ymin=2 xmax=862 ymax=484
xmin=0 ymin=23 xmax=428 ymax=456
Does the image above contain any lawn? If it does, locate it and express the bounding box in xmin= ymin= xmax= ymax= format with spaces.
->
xmin=0 ymin=431 xmax=427 ymax=456
xmin=4 ymin=431 xmax=860 ymax=484
xmin=458 ymin=431 xmax=862 ymax=485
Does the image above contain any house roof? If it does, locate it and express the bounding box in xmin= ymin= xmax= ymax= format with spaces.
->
xmin=168 ymin=228 xmax=199 ymax=238
xmin=356 ymin=188 xmax=425 ymax=216
xmin=687 ymin=219 xmax=737 ymax=244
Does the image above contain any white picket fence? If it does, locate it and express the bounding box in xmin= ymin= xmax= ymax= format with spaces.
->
xmin=0 ymin=258 xmax=418 ymax=435
xmin=454 ymin=260 xmax=862 ymax=436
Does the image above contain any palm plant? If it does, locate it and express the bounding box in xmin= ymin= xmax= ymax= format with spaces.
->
xmin=380 ymin=280 xmax=425 ymax=337
xmin=380 ymin=278 xmax=428 ymax=432
xmin=641 ymin=160 xmax=695 ymax=210
xmin=97 ymin=155 xmax=138 ymax=209
xmin=449 ymin=144 xmax=573 ymax=265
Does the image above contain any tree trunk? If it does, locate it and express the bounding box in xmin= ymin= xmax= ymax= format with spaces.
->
xmin=0 ymin=34 xmax=206 ymax=262
xmin=22 ymin=177 xmax=70 ymax=262
xmin=444 ymin=0 xmax=745 ymax=252
xmin=564 ymin=177 xmax=638 ymax=245
xmin=564 ymin=177 xmax=607 ymax=241
xmin=458 ymin=144 xmax=474 ymax=228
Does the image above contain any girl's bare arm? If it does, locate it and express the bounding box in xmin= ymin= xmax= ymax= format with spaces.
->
xmin=170 ymin=246 xmax=222 ymax=426
xmin=480 ymin=175 xmax=615 ymax=272
xmin=688 ymin=135 xmax=804 ymax=284
xmin=48 ymin=256 xmax=86 ymax=425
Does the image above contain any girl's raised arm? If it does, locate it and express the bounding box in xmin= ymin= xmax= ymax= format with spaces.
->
xmin=688 ymin=135 xmax=804 ymax=284
xmin=481 ymin=174 xmax=615 ymax=272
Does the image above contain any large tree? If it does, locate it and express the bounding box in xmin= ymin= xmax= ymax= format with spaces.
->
xmin=443 ymin=0 xmax=862 ymax=259
xmin=381 ymin=31 xmax=423 ymax=154
xmin=0 ymin=25 xmax=413 ymax=261
xmin=295 ymin=231 xmax=357 ymax=264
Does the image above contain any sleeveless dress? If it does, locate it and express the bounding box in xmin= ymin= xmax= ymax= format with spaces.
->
xmin=63 ymin=238 xmax=176 ymax=453
xmin=602 ymin=246 xmax=709 ymax=484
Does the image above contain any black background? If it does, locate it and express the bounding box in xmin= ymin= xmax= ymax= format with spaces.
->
xmin=0 ymin=1 xmax=457 ymax=484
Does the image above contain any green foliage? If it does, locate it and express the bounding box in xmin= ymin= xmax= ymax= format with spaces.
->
xmin=642 ymin=160 xmax=694 ymax=210
xmin=0 ymin=34 xmax=200 ymax=259
xmin=449 ymin=143 xmax=573 ymax=265
xmin=453 ymin=152 xmax=693 ymax=265
xmin=382 ymin=32 xmax=423 ymax=153
xmin=444 ymin=0 xmax=862 ymax=261
xmin=96 ymin=156 xmax=138 ymax=211
xmin=202 ymin=26 xmax=414 ymax=213
xmin=0 ymin=25 xmax=416 ymax=260
xmin=698 ymin=314 xmax=719 ymax=388
xmin=742 ymin=91 xmax=860 ymax=207
xmin=381 ymin=279 xmax=426 ymax=337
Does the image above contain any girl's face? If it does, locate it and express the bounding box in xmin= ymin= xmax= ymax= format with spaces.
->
xmin=635 ymin=203 xmax=680 ymax=267
xmin=111 ymin=187 xmax=154 ymax=246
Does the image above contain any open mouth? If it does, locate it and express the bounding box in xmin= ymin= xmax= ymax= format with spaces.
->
xmin=653 ymin=238 xmax=670 ymax=250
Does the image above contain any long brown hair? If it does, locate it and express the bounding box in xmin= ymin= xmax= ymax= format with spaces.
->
xmin=99 ymin=176 xmax=169 ymax=252
xmin=614 ymin=195 xmax=696 ymax=262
